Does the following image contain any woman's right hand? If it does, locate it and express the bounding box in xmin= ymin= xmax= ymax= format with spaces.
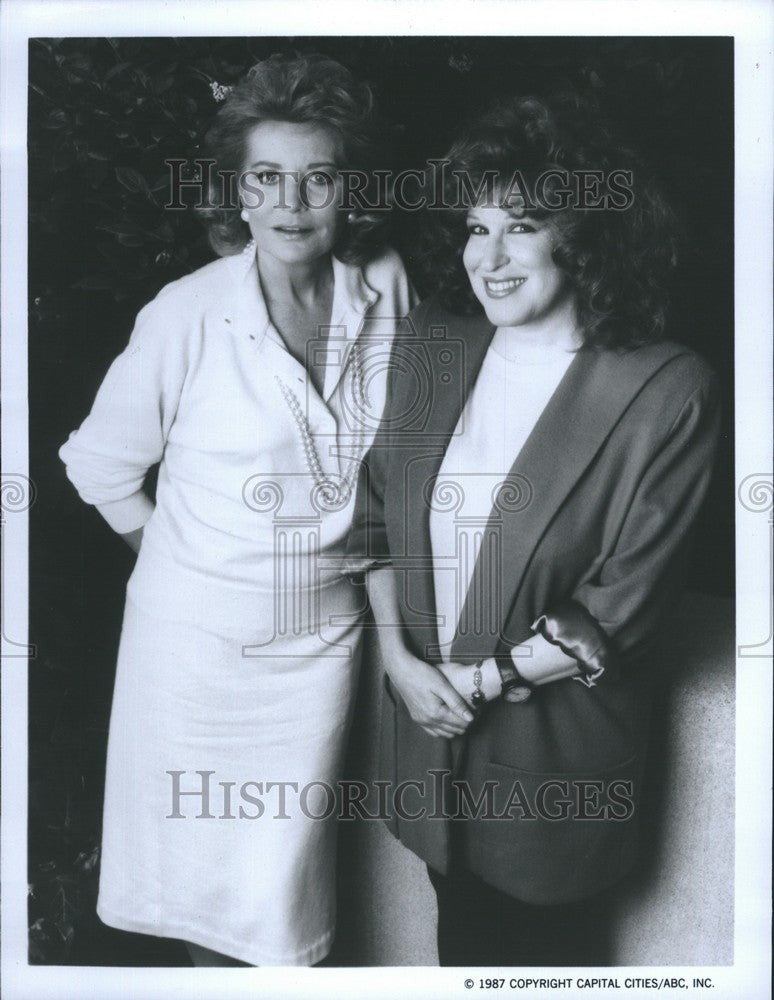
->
xmin=366 ymin=567 xmax=473 ymax=738
xmin=386 ymin=652 xmax=475 ymax=739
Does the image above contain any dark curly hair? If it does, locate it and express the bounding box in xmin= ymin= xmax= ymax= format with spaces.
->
xmin=197 ymin=52 xmax=390 ymax=263
xmin=422 ymin=93 xmax=681 ymax=348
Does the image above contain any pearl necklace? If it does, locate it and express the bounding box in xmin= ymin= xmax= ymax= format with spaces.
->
xmin=275 ymin=341 xmax=366 ymax=509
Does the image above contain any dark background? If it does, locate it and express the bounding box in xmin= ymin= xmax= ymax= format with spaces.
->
xmin=27 ymin=36 xmax=733 ymax=965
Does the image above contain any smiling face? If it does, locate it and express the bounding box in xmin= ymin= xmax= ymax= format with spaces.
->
xmin=239 ymin=120 xmax=343 ymax=268
xmin=462 ymin=202 xmax=576 ymax=333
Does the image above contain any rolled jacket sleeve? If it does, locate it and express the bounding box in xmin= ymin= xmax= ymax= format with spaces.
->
xmin=532 ymin=599 xmax=618 ymax=686
xmin=59 ymin=290 xmax=189 ymax=534
xmin=541 ymin=369 xmax=721 ymax=670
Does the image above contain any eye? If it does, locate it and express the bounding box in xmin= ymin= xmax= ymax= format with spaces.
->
xmin=306 ymin=171 xmax=335 ymax=187
xmin=466 ymin=223 xmax=488 ymax=236
xmin=254 ymin=170 xmax=280 ymax=185
xmin=508 ymin=222 xmax=536 ymax=234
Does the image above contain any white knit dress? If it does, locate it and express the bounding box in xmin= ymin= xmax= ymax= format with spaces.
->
xmin=59 ymin=245 xmax=414 ymax=965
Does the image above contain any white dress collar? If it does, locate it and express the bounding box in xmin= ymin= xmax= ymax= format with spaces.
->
xmin=221 ymin=241 xmax=379 ymax=402
xmin=224 ymin=240 xmax=379 ymax=342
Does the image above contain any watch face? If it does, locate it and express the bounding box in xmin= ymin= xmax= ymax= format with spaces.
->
xmin=503 ymin=686 xmax=532 ymax=704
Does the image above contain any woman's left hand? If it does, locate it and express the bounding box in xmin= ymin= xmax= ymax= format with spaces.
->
xmin=438 ymin=660 xmax=503 ymax=707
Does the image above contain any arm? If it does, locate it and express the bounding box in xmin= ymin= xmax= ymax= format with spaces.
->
xmin=345 ymin=302 xmax=430 ymax=577
xmin=59 ymin=291 xmax=188 ymax=542
xmin=347 ymin=302 xmax=475 ymax=736
xmin=367 ymin=566 xmax=474 ymax=738
xmin=442 ymin=367 xmax=721 ymax=703
xmin=561 ymin=374 xmax=721 ymax=664
xmin=438 ymin=638 xmax=578 ymax=707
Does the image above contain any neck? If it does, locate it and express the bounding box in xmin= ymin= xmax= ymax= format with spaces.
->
xmin=499 ymin=294 xmax=582 ymax=352
xmin=257 ymin=252 xmax=333 ymax=307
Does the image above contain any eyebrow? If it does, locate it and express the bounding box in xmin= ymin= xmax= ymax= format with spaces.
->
xmin=247 ymin=161 xmax=339 ymax=170
xmin=467 ymin=206 xmax=536 ymax=221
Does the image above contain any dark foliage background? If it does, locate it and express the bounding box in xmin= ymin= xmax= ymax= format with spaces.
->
xmin=28 ymin=35 xmax=733 ymax=965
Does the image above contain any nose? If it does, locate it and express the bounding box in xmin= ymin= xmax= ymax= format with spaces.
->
xmin=282 ymin=174 xmax=305 ymax=213
xmin=479 ymin=232 xmax=509 ymax=272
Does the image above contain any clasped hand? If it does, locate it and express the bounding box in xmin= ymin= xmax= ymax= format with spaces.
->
xmin=386 ymin=655 xmax=501 ymax=739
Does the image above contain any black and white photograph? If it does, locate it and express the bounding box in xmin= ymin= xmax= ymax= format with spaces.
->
xmin=1 ymin=2 xmax=771 ymax=998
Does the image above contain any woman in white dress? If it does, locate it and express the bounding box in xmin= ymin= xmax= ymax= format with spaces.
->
xmin=59 ymin=53 xmax=414 ymax=967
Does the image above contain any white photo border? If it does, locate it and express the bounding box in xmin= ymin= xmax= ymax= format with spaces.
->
xmin=2 ymin=1 xmax=771 ymax=998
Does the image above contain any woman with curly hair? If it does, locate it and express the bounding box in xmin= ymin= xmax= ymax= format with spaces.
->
xmin=348 ymin=93 xmax=720 ymax=966
xmin=59 ymin=53 xmax=414 ymax=966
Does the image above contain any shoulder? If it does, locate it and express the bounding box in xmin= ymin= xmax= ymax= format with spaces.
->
xmin=361 ymin=245 xmax=407 ymax=283
xmin=121 ymin=255 xmax=243 ymax=361
xmin=403 ymin=295 xmax=492 ymax=350
xmin=596 ymin=341 xmax=720 ymax=445
xmin=141 ymin=254 xmax=239 ymax=319
xmin=360 ymin=246 xmax=414 ymax=307
xmin=605 ymin=340 xmax=718 ymax=404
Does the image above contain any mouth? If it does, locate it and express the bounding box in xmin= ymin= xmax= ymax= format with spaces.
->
xmin=483 ymin=277 xmax=527 ymax=298
xmin=273 ymin=225 xmax=313 ymax=239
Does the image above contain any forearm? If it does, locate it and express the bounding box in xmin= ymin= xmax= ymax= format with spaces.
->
xmin=93 ymin=492 xmax=154 ymax=554
xmin=365 ymin=566 xmax=411 ymax=659
xmin=95 ymin=491 xmax=155 ymax=534
xmin=84 ymin=492 xmax=155 ymax=554
xmin=365 ymin=567 xmax=474 ymax=733
xmin=509 ymin=633 xmax=581 ymax=686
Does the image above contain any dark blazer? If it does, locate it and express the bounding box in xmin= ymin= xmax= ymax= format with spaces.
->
xmin=347 ymin=296 xmax=721 ymax=905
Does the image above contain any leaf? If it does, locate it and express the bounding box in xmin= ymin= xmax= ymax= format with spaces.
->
xmin=29 ymin=917 xmax=65 ymax=964
xmin=104 ymin=61 xmax=132 ymax=81
xmin=29 ymin=81 xmax=51 ymax=100
xmin=97 ymin=221 xmax=144 ymax=236
xmin=116 ymin=233 xmax=146 ymax=247
xmin=74 ymin=843 xmax=100 ymax=874
xmin=43 ymin=109 xmax=68 ymax=130
xmin=114 ymin=166 xmax=150 ymax=195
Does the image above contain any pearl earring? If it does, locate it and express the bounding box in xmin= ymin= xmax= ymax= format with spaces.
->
xmin=347 ymin=211 xmax=357 ymax=224
xmin=240 ymin=209 xmax=249 ymax=222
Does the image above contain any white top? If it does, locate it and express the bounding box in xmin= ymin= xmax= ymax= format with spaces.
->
xmin=60 ymin=244 xmax=415 ymax=627
xmin=430 ymin=325 xmax=578 ymax=658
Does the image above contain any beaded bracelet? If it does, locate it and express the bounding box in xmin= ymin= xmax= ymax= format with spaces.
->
xmin=471 ymin=661 xmax=486 ymax=708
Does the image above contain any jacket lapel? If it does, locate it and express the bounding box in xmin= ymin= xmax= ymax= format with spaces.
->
xmin=450 ymin=339 xmax=692 ymax=663
xmin=399 ymin=305 xmax=496 ymax=646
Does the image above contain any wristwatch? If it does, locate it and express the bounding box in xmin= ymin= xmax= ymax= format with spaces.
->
xmin=496 ymin=658 xmax=533 ymax=704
